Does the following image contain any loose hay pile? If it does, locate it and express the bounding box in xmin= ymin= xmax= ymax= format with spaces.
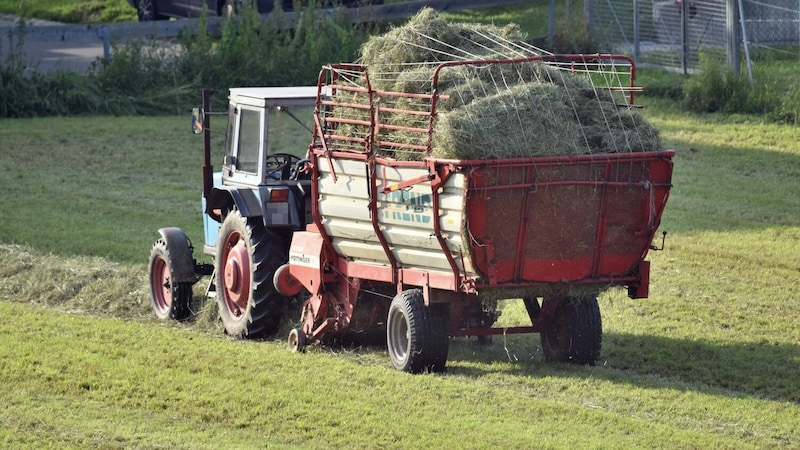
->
xmin=325 ymin=8 xmax=661 ymax=160
xmin=0 ymin=244 xmax=220 ymax=334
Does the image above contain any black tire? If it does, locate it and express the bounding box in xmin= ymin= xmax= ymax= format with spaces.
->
xmin=386 ymin=289 xmax=449 ymax=373
xmin=288 ymin=328 xmax=306 ymax=352
xmin=148 ymin=239 xmax=192 ymax=321
xmin=541 ymin=295 xmax=602 ymax=365
xmin=387 ymin=289 xmax=430 ymax=373
xmin=426 ymin=302 xmax=450 ymax=373
xmin=215 ymin=210 xmax=287 ymax=339
xmin=136 ymin=0 xmax=167 ymax=21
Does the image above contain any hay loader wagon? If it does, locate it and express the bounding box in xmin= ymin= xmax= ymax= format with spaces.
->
xmin=149 ymin=54 xmax=674 ymax=373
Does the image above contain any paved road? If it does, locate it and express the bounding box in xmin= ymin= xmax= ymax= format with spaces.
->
xmin=0 ymin=14 xmax=105 ymax=73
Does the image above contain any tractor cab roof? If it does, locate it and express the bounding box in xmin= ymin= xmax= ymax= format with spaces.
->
xmin=228 ymin=86 xmax=328 ymax=109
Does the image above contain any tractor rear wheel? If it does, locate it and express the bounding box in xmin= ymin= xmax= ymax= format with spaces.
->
xmin=215 ymin=210 xmax=287 ymax=339
xmin=540 ymin=295 xmax=602 ymax=365
xmin=148 ymin=239 xmax=192 ymax=321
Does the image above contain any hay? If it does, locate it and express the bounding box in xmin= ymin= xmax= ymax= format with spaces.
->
xmin=359 ymin=8 xmax=528 ymax=90
xmin=0 ymin=244 xmax=220 ymax=333
xmin=336 ymin=8 xmax=662 ymax=160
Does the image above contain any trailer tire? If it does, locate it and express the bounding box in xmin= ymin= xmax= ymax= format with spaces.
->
xmin=215 ymin=210 xmax=287 ymax=339
xmin=541 ymin=295 xmax=602 ymax=365
xmin=387 ymin=289 xmax=432 ymax=373
xmin=148 ymin=239 xmax=192 ymax=321
xmin=426 ymin=303 xmax=450 ymax=373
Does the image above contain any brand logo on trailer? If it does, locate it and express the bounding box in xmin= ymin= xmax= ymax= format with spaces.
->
xmin=289 ymin=252 xmax=319 ymax=268
xmin=381 ymin=191 xmax=432 ymax=224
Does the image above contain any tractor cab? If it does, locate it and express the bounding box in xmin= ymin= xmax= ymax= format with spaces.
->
xmin=221 ymin=87 xmax=319 ymax=186
xmin=201 ymin=86 xmax=321 ymax=256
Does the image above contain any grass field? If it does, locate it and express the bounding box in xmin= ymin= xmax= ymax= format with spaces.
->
xmin=1 ymin=0 xmax=799 ymax=447
xmin=0 ymin=97 xmax=799 ymax=447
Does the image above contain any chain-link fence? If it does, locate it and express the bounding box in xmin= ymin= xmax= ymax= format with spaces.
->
xmin=575 ymin=0 xmax=800 ymax=75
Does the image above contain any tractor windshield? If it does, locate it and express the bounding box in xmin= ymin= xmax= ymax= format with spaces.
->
xmin=267 ymin=106 xmax=315 ymax=159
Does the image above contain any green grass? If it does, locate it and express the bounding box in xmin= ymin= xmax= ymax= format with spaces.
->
xmin=4 ymin=301 xmax=791 ymax=449
xmin=0 ymin=116 xmax=206 ymax=263
xmin=1 ymin=2 xmax=800 ymax=446
xmin=0 ymin=0 xmax=135 ymax=23
xmin=1 ymin=100 xmax=799 ymax=447
xmin=1 ymin=0 xmax=552 ymax=28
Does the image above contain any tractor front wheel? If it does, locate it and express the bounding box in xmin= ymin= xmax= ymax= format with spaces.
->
xmin=540 ymin=295 xmax=602 ymax=365
xmin=215 ymin=210 xmax=287 ymax=339
xmin=148 ymin=239 xmax=192 ymax=321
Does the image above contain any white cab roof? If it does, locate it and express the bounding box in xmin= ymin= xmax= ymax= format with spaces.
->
xmin=229 ymin=86 xmax=326 ymax=108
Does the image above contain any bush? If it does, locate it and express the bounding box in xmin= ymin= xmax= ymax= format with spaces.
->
xmin=0 ymin=2 xmax=371 ymax=117
xmin=682 ymin=54 xmax=775 ymax=115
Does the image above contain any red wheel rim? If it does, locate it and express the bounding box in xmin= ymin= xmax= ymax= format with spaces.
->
xmin=221 ymin=230 xmax=251 ymax=318
xmin=151 ymin=256 xmax=172 ymax=314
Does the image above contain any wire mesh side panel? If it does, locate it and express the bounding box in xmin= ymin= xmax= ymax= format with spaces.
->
xmin=585 ymin=0 xmax=800 ymax=72
xmin=587 ymin=0 xmax=729 ymax=72
xmin=742 ymin=0 xmax=800 ymax=61
xmin=315 ymin=55 xmax=660 ymax=161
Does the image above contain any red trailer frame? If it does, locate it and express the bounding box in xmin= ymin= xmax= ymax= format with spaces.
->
xmin=283 ymin=55 xmax=674 ymax=350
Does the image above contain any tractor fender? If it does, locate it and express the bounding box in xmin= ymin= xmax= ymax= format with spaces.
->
xmin=156 ymin=227 xmax=196 ymax=283
xmin=206 ymin=186 xmax=262 ymax=220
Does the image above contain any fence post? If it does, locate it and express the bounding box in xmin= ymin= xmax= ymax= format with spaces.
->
xmin=726 ymin=0 xmax=740 ymax=76
xmin=633 ymin=0 xmax=640 ymax=64
xmin=101 ymin=25 xmax=111 ymax=60
xmin=548 ymin=0 xmax=555 ymax=48
xmin=681 ymin=0 xmax=688 ymax=74
xmin=584 ymin=0 xmax=593 ymax=41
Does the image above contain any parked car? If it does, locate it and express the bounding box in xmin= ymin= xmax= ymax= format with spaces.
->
xmin=127 ymin=0 xmax=382 ymax=22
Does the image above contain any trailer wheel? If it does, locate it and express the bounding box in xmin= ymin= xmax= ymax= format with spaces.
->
xmin=387 ymin=289 xmax=431 ymax=373
xmin=540 ymin=295 xmax=602 ymax=365
xmin=288 ymin=328 xmax=306 ymax=353
xmin=148 ymin=239 xmax=192 ymax=321
xmin=215 ymin=210 xmax=287 ymax=339
xmin=426 ymin=303 xmax=450 ymax=373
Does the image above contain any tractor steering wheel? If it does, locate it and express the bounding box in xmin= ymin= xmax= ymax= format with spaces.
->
xmin=265 ymin=153 xmax=301 ymax=180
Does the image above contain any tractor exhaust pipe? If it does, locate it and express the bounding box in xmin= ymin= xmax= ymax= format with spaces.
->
xmin=201 ymin=89 xmax=213 ymax=199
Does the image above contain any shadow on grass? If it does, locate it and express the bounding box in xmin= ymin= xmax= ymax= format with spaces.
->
xmin=445 ymin=332 xmax=800 ymax=403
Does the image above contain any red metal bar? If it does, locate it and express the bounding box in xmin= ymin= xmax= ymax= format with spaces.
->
xmin=432 ymin=150 xmax=675 ymax=168
xmin=321 ymin=100 xmax=371 ymax=110
xmin=381 ymin=171 xmax=434 ymax=194
xmin=469 ymin=180 xmax=664 ymax=191
xmin=367 ymin=158 xmax=398 ymax=284
xmin=450 ymin=326 xmax=540 ymax=337
xmin=512 ymin=165 xmax=532 ymax=281
xmin=325 ymin=117 xmax=372 ymax=127
xmin=428 ymin=161 xmax=466 ymax=292
xmin=377 ymin=106 xmax=432 ymax=116
xmin=375 ymin=140 xmax=429 ymax=151
xmin=590 ymin=165 xmax=613 ymax=278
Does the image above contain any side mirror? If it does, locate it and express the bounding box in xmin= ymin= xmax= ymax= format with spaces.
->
xmin=191 ymin=107 xmax=204 ymax=134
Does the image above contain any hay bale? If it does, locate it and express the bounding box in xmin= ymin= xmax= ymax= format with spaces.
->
xmin=433 ymin=82 xmax=586 ymax=159
xmin=343 ymin=8 xmax=661 ymax=160
xmin=360 ymin=8 xmax=527 ymax=90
